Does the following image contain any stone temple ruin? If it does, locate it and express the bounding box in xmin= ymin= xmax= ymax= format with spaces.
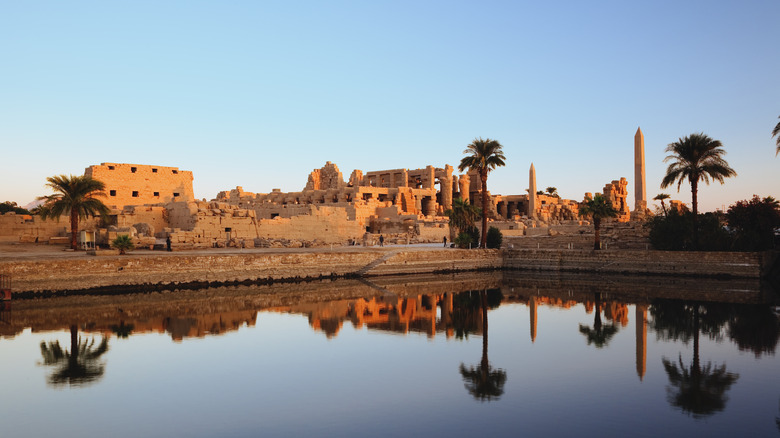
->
xmin=1 ymin=130 xmax=657 ymax=249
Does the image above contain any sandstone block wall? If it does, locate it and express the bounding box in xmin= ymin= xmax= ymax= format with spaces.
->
xmin=85 ymin=162 xmax=194 ymax=209
xmin=503 ymin=248 xmax=768 ymax=278
xmin=0 ymin=213 xmax=101 ymax=243
xmin=1 ymin=249 xmax=503 ymax=292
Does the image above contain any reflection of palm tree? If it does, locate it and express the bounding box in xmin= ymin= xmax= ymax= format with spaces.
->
xmin=459 ymin=290 xmax=507 ymax=401
xmin=110 ymin=320 xmax=135 ymax=338
xmin=40 ymin=325 xmax=109 ymax=387
xmin=579 ymin=292 xmax=619 ymax=348
xmin=657 ymin=304 xmax=738 ymax=418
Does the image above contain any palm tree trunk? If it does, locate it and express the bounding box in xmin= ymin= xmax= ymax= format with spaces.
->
xmin=661 ymin=200 xmax=667 ymax=216
xmin=691 ymin=178 xmax=699 ymax=249
xmin=70 ymin=209 xmax=79 ymax=250
xmin=593 ymin=218 xmax=601 ymax=250
xmin=480 ymin=170 xmax=488 ymax=249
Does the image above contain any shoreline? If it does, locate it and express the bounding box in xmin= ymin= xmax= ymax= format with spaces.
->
xmin=0 ymin=243 xmax=777 ymax=294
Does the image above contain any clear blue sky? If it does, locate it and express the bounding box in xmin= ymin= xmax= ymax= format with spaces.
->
xmin=2 ymin=1 xmax=778 ymax=212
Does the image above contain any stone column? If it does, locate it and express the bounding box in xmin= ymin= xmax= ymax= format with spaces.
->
xmin=441 ymin=165 xmax=453 ymax=211
xmin=458 ymin=174 xmax=470 ymax=204
xmin=528 ymin=163 xmax=537 ymax=219
xmin=634 ymin=127 xmax=647 ymax=213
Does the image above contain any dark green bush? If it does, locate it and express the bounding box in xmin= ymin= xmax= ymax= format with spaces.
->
xmin=647 ymin=210 xmax=733 ymax=251
xmin=486 ymin=227 xmax=503 ymax=249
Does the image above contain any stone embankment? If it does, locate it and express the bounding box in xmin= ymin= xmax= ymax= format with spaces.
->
xmin=503 ymin=248 xmax=777 ymax=279
xmin=1 ymin=248 xmax=502 ymax=293
xmin=0 ymin=246 xmax=775 ymax=293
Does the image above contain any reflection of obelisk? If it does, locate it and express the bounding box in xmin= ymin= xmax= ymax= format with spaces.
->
xmin=529 ymin=296 xmax=538 ymax=343
xmin=528 ymin=163 xmax=537 ymax=219
xmin=634 ymin=127 xmax=646 ymax=213
xmin=635 ymin=304 xmax=647 ymax=380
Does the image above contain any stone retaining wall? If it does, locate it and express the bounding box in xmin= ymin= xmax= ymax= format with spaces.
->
xmin=503 ymin=248 xmax=774 ymax=278
xmin=1 ymin=249 xmax=502 ymax=293
xmin=1 ymin=247 xmax=774 ymax=293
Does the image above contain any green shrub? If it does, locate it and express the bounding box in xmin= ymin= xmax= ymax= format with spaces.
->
xmin=486 ymin=227 xmax=503 ymax=249
xmin=111 ymin=234 xmax=135 ymax=255
xmin=454 ymin=232 xmax=474 ymax=249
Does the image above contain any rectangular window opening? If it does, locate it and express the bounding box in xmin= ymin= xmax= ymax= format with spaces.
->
xmin=152 ymin=168 xmax=158 ymax=173
xmin=172 ymin=170 xmax=178 ymax=174
xmin=108 ymin=166 xmax=115 ymax=170
xmin=153 ymin=192 xmax=160 ymax=197
xmin=173 ymin=192 xmax=180 ymax=197
xmin=109 ymin=190 xmax=116 ymax=196
xmin=132 ymin=191 xmax=139 ymax=197
xmin=130 ymin=167 xmax=137 ymax=173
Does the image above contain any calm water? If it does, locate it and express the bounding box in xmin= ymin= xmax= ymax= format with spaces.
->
xmin=0 ymin=273 xmax=778 ymax=437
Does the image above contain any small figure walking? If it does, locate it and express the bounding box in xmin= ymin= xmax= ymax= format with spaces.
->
xmin=443 ymin=236 xmax=448 ymax=247
xmin=166 ymin=235 xmax=172 ymax=252
xmin=379 ymin=235 xmax=384 ymax=247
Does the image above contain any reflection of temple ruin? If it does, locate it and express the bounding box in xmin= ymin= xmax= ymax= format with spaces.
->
xmin=0 ymin=272 xmax=771 ymax=384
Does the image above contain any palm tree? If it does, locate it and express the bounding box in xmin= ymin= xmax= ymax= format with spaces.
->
xmin=111 ymin=234 xmax=135 ymax=255
xmin=773 ymin=116 xmax=780 ymax=156
xmin=458 ymin=290 xmax=507 ymax=401
xmin=37 ymin=175 xmax=110 ymax=250
xmin=545 ymin=187 xmax=559 ymax=198
xmin=458 ymin=138 xmax=506 ymax=248
xmin=445 ymin=197 xmax=481 ymax=240
xmin=40 ymin=325 xmax=109 ymax=387
xmin=579 ymin=194 xmax=618 ymax=250
xmin=661 ymin=133 xmax=736 ymax=248
xmin=654 ymin=193 xmax=670 ymax=216
xmin=579 ymin=292 xmax=619 ymax=348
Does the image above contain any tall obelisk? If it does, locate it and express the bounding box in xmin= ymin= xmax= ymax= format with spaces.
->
xmin=528 ymin=163 xmax=537 ymax=219
xmin=634 ymin=127 xmax=646 ymax=213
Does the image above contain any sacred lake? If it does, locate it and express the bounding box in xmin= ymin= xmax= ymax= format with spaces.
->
xmin=0 ymin=271 xmax=778 ymax=437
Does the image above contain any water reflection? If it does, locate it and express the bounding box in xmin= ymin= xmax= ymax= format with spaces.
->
xmin=0 ymin=272 xmax=777 ymax=434
xmin=579 ymin=292 xmax=620 ymax=348
xmin=456 ymin=289 xmax=507 ymax=402
xmin=652 ymin=301 xmax=740 ymax=418
xmin=39 ymin=325 xmax=109 ymax=387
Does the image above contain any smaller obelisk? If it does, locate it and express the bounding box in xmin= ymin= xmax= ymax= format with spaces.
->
xmin=634 ymin=127 xmax=647 ymax=213
xmin=528 ymin=163 xmax=537 ymax=219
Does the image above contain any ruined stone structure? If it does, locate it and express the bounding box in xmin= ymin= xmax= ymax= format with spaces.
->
xmin=85 ymin=163 xmax=194 ymax=209
xmin=4 ymin=155 xmax=640 ymax=249
xmin=602 ymin=178 xmax=631 ymax=222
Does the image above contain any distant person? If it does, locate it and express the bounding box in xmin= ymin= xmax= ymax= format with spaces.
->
xmin=166 ymin=235 xmax=172 ymax=252
xmin=379 ymin=235 xmax=384 ymax=247
xmin=443 ymin=236 xmax=447 ymax=247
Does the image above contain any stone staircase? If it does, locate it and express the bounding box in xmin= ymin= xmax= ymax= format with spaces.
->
xmin=355 ymin=251 xmax=399 ymax=276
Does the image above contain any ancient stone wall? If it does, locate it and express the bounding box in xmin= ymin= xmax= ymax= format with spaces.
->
xmin=85 ymin=163 xmax=194 ymax=209
xmin=0 ymin=213 xmax=101 ymax=244
xmin=503 ymin=248 xmax=768 ymax=278
xmin=1 ymin=249 xmax=503 ymax=292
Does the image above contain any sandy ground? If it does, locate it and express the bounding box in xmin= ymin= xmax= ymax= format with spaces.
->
xmin=0 ymin=241 xmax=451 ymax=261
